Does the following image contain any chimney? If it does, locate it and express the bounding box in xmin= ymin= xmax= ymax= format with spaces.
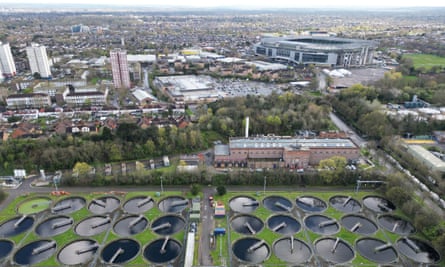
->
xmin=245 ymin=117 xmax=249 ymax=138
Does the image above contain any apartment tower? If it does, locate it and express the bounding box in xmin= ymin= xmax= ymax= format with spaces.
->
xmin=26 ymin=43 xmax=52 ymax=79
xmin=0 ymin=42 xmax=16 ymax=77
xmin=110 ymin=49 xmax=131 ymax=89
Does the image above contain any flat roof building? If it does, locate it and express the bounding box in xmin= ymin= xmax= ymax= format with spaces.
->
xmin=407 ymin=145 xmax=445 ymax=173
xmin=110 ymin=49 xmax=131 ymax=89
xmin=154 ymin=75 xmax=220 ymax=104
xmin=214 ymin=136 xmax=359 ymax=169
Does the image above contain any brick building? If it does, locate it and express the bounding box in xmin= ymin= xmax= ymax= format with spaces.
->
xmin=214 ymin=136 xmax=359 ymax=169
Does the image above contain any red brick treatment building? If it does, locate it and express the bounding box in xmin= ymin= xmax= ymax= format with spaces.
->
xmin=214 ymin=136 xmax=359 ymax=169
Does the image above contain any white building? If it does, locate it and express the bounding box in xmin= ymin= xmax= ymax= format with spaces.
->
xmin=110 ymin=49 xmax=131 ymax=89
xmin=6 ymin=93 xmax=51 ymax=109
xmin=62 ymin=86 xmax=109 ymax=106
xmin=26 ymin=43 xmax=52 ymax=79
xmin=0 ymin=42 xmax=16 ymax=77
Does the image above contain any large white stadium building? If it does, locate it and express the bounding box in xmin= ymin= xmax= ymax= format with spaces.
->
xmin=254 ymin=36 xmax=377 ymax=67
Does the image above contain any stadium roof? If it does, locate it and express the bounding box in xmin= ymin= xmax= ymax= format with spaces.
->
xmin=259 ymin=36 xmax=377 ymax=51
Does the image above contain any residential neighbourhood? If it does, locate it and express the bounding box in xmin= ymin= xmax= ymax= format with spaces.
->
xmin=0 ymin=2 xmax=445 ymax=267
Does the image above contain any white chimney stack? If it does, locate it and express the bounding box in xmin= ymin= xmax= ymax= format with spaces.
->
xmin=245 ymin=117 xmax=249 ymax=138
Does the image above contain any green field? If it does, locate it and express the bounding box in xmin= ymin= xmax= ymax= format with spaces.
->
xmin=403 ymin=54 xmax=445 ymax=70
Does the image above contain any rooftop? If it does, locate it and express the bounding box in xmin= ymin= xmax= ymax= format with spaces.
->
xmin=229 ymin=136 xmax=357 ymax=149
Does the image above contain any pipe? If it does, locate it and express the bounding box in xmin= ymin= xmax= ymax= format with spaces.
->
xmin=350 ymin=222 xmax=362 ymax=232
xmin=92 ymin=199 xmax=106 ymax=208
xmin=290 ymin=237 xmax=294 ymax=253
xmin=52 ymin=203 xmax=72 ymax=213
xmin=242 ymin=201 xmax=259 ymax=207
xmin=91 ymin=217 xmax=111 ymax=229
xmin=32 ymin=241 xmax=56 ymax=255
xmin=274 ymin=202 xmax=291 ymax=212
xmin=171 ymin=200 xmax=188 ymax=207
xmin=137 ymin=197 xmax=152 ymax=208
xmin=331 ymin=238 xmax=340 ymax=253
xmin=318 ymin=219 xmax=336 ymax=228
xmin=298 ymin=198 xmax=314 ymax=207
xmin=244 ymin=222 xmax=256 ymax=234
xmin=247 ymin=240 xmax=265 ymax=253
xmin=374 ymin=243 xmax=392 ymax=253
xmin=129 ymin=215 xmax=144 ymax=228
xmin=76 ymin=244 xmax=99 ymax=255
xmin=404 ymin=237 xmax=419 ymax=253
xmin=392 ymin=221 xmax=400 ymax=232
xmin=109 ymin=248 xmax=124 ymax=264
xmin=52 ymin=218 xmax=73 ymax=229
xmin=152 ymin=222 xmax=171 ymax=231
xmin=272 ymin=222 xmax=287 ymax=232
xmin=14 ymin=215 xmax=27 ymax=228
xmin=160 ymin=236 xmax=170 ymax=254
xmin=342 ymin=196 xmax=352 ymax=206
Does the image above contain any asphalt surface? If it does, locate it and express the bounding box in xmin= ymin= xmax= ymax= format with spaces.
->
xmin=199 ymin=186 xmax=215 ymax=266
xmin=329 ymin=111 xmax=366 ymax=147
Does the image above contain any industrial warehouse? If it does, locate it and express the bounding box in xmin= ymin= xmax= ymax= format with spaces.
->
xmin=214 ymin=136 xmax=359 ymax=169
xmin=254 ymin=35 xmax=377 ymax=67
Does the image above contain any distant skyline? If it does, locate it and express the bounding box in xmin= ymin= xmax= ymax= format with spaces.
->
xmin=2 ymin=0 xmax=445 ymax=8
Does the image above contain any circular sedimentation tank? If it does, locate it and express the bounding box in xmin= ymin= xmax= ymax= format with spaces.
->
xmin=329 ymin=195 xmax=361 ymax=213
xmin=262 ymin=196 xmax=293 ymax=213
xmin=396 ymin=237 xmax=440 ymax=264
xmin=88 ymin=196 xmax=120 ymax=214
xmin=123 ymin=196 xmax=154 ymax=214
xmin=315 ymin=237 xmax=354 ymax=264
xmin=356 ymin=238 xmax=398 ymax=264
xmin=158 ymin=196 xmax=188 ymax=213
xmin=52 ymin=196 xmax=86 ymax=215
xmin=232 ymin=237 xmax=270 ymax=264
xmin=0 ymin=239 xmax=14 ymax=261
xmin=378 ymin=214 xmax=415 ymax=235
xmin=35 ymin=215 xmax=73 ymax=237
xmin=229 ymin=196 xmax=259 ymax=213
xmin=230 ymin=214 xmax=264 ymax=235
xmin=144 ymin=237 xmax=182 ymax=264
xmin=113 ymin=215 xmax=148 ymax=237
xmin=304 ymin=215 xmax=339 ymax=235
xmin=17 ymin=197 xmax=52 ymax=215
xmin=273 ymin=237 xmax=312 ymax=264
xmin=0 ymin=215 xmax=34 ymax=238
xmin=58 ymin=239 xmax=99 ymax=265
xmin=267 ymin=214 xmax=301 ymax=235
xmin=75 ymin=215 xmax=112 ymax=237
xmin=341 ymin=214 xmax=378 ymax=235
xmin=151 ymin=215 xmax=185 ymax=236
xmin=296 ymin=196 xmax=327 ymax=213
xmin=101 ymin=238 xmax=139 ymax=265
xmin=14 ymin=239 xmax=56 ymax=265
xmin=363 ymin=196 xmax=395 ymax=213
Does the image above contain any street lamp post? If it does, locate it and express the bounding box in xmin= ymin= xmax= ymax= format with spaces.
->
xmin=160 ymin=176 xmax=164 ymax=194
xmin=263 ymin=176 xmax=267 ymax=195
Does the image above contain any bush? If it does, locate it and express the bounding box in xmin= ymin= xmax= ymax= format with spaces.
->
xmin=216 ymin=185 xmax=226 ymax=196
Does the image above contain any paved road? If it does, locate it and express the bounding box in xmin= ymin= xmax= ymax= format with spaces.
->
xmin=329 ymin=111 xmax=366 ymax=147
xmin=199 ymin=187 xmax=215 ymax=266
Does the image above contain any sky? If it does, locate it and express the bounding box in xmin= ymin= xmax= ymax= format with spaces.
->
xmin=4 ymin=0 xmax=445 ymax=8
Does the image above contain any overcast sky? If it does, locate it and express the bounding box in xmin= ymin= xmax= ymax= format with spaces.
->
xmin=5 ymin=0 xmax=445 ymax=8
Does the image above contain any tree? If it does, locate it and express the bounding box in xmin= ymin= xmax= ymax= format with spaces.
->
xmin=318 ymin=156 xmax=348 ymax=184
xmin=190 ymin=184 xmax=201 ymax=196
xmin=216 ymin=185 xmax=227 ymax=196
xmin=72 ymin=162 xmax=92 ymax=178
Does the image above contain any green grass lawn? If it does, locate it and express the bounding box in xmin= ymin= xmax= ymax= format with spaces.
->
xmin=403 ymin=54 xmax=445 ymax=70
